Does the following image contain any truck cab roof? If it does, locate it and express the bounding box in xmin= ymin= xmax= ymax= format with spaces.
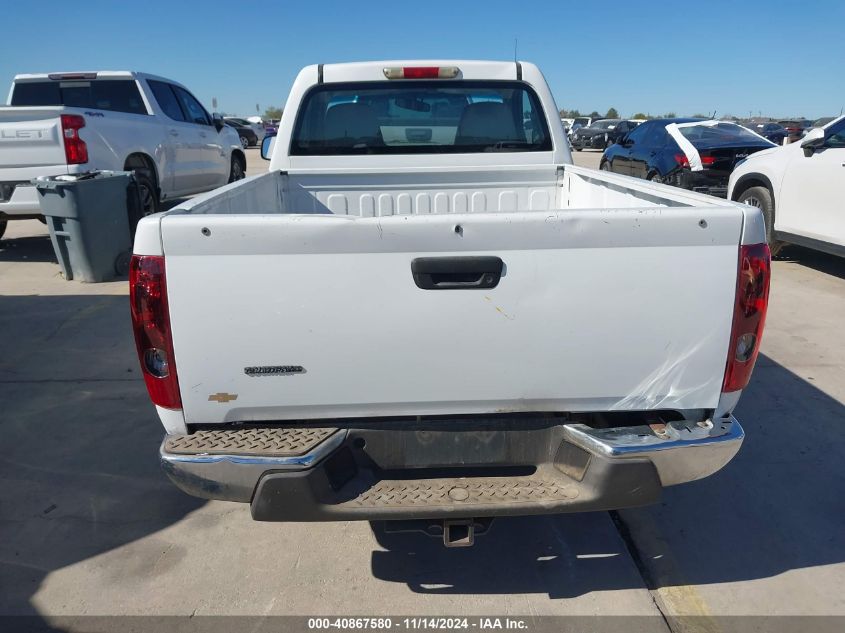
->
xmin=310 ymin=60 xmax=534 ymax=83
xmin=11 ymin=71 xmax=187 ymax=87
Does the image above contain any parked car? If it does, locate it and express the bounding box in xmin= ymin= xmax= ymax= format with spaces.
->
xmin=750 ymin=122 xmax=788 ymax=145
xmin=0 ymin=71 xmax=245 ymax=239
xmin=601 ymin=118 xmax=775 ymax=197
xmin=224 ymin=119 xmax=258 ymax=148
xmin=224 ymin=116 xmax=266 ymax=144
xmin=730 ymin=115 xmax=845 ymax=257
xmin=606 ymin=119 xmax=640 ymax=144
xmin=134 ymin=60 xmax=767 ymax=545
xmin=568 ymin=116 xmax=592 ymax=136
xmin=570 ymin=118 xmax=621 ymax=150
xmin=778 ymin=119 xmax=812 ymax=142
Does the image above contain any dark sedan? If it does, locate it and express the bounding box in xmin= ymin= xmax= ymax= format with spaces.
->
xmin=750 ymin=122 xmax=788 ymax=145
xmin=224 ymin=120 xmax=258 ymax=148
xmin=571 ymin=119 xmax=623 ymax=150
xmin=601 ymin=118 xmax=775 ymax=197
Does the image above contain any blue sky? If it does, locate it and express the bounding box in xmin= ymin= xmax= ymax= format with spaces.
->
xmin=2 ymin=0 xmax=843 ymax=120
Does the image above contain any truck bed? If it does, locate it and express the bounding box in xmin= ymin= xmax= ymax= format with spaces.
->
xmin=178 ymin=163 xmax=728 ymax=217
xmin=136 ymin=164 xmax=752 ymax=426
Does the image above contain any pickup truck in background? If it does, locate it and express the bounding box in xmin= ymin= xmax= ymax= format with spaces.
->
xmin=0 ymin=71 xmax=246 ymax=240
xmin=729 ymin=115 xmax=845 ymax=257
xmin=132 ymin=61 xmax=770 ymax=546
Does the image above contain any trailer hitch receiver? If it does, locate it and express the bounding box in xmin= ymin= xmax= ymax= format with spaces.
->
xmin=443 ymin=519 xmax=475 ymax=547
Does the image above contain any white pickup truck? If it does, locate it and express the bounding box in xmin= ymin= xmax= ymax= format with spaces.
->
xmin=132 ymin=61 xmax=770 ymax=545
xmin=0 ymin=71 xmax=246 ymax=239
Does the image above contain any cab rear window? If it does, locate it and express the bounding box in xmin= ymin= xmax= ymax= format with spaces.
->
xmin=291 ymin=81 xmax=552 ymax=155
xmin=11 ymin=79 xmax=148 ymax=115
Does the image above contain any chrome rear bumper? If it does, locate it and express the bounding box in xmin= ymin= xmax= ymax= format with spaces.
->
xmin=160 ymin=417 xmax=744 ymax=518
xmin=563 ymin=417 xmax=744 ymax=486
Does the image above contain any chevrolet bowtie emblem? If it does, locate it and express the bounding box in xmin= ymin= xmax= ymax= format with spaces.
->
xmin=208 ymin=392 xmax=238 ymax=403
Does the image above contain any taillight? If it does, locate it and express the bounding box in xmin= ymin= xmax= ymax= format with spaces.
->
xmin=130 ymin=255 xmax=182 ymax=409
xmin=723 ymin=243 xmax=771 ymax=392
xmin=60 ymin=114 xmax=88 ymax=165
xmin=382 ymin=66 xmax=460 ymax=79
xmin=674 ymin=153 xmax=716 ymax=168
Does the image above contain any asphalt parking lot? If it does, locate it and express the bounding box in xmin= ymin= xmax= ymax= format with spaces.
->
xmin=1 ymin=147 xmax=843 ymax=629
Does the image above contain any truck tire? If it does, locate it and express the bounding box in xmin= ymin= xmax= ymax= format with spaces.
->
xmin=135 ymin=173 xmax=160 ymax=218
xmin=600 ymin=161 xmax=611 ymax=171
xmin=738 ymin=185 xmax=783 ymax=256
xmin=0 ymin=220 xmax=6 ymax=241
xmin=228 ymin=154 xmax=246 ymax=183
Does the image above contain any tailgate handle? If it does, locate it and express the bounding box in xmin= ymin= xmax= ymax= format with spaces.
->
xmin=411 ymin=256 xmax=503 ymax=290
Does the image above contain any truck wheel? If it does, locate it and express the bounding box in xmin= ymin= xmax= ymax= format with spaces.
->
xmin=600 ymin=161 xmax=611 ymax=171
xmin=648 ymin=171 xmax=662 ymax=183
xmin=0 ymin=220 xmax=6 ymax=241
xmin=228 ymin=155 xmax=245 ymax=183
xmin=240 ymin=136 xmax=249 ymax=149
xmin=135 ymin=173 xmax=160 ymax=218
xmin=127 ymin=172 xmax=160 ymax=236
xmin=738 ymin=186 xmax=783 ymax=256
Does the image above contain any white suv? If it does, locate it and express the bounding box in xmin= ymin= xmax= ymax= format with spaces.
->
xmin=729 ymin=116 xmax=845 ymax=256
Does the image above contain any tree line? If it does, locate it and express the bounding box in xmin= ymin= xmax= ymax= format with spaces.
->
xmin=558 ymin=107 xmax=672 ymax=120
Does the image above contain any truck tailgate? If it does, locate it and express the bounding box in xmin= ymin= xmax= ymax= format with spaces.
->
xmin=161 ymin=208 xmax=742 ymax=424
xmin=0 ymin=108 xmax=68 ymax=169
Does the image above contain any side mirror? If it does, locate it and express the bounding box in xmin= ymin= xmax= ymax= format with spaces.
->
xmin=800 ymin=127 xmax=824 ymax=156
xmin=620 ymin=136 xmax=633 ymax=148
xmin=261 ymin=134 xmax=277 ymax=160
xmin=212 ymin=113 xmax=225 ymax=132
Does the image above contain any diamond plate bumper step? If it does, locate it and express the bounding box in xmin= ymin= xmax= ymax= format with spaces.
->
xmin=352 ymin=477 xmax=579 ymax=508
xmin=164 ymin=427 xmax=338 ymax=457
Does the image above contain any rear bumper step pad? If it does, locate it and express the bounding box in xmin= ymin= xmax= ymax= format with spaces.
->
xmin=251 ymin=460 xmax=659 ymax=521
xmin=164 ymin=427 xmax=337 ymax=457
xmin=353 ymin=476 xmax=579 ymax=508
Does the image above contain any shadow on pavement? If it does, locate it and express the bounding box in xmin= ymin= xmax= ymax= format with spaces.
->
xmin=0 ymin=294 xmax=205 ymax=628
xmin=777 ymin=245 xmax=845 ymax=279
xmin=370 ymin=353 xmax=844 ymax=596
xmin=370 ymin=512 xmax=646 ymax=598
xmin=0 ymin=232 xmax=57 ymax=264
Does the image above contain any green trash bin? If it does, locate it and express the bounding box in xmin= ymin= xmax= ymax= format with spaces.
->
xmin=33 ymin=171 xmax=141 ymax=282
